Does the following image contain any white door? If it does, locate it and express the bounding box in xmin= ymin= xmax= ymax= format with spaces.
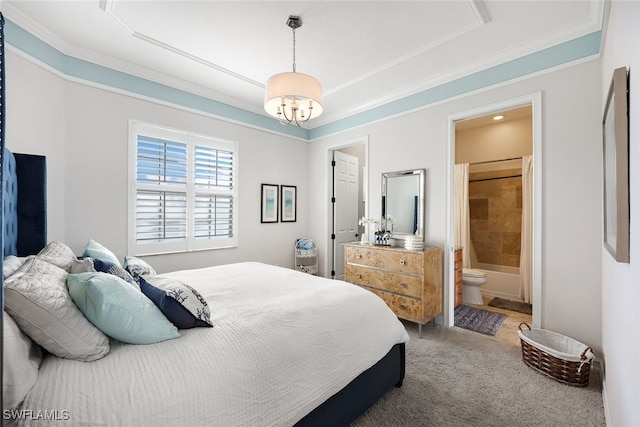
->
xmin=333 ymin=150 xmax=359 ymax=280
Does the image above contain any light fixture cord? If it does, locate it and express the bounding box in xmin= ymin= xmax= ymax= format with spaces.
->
xmin=292 ymin=27 xmax=296 ymax=73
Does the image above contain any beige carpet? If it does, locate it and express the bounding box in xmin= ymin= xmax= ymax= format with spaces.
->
xmin=352 ymin=322 xmax=605 ymax=427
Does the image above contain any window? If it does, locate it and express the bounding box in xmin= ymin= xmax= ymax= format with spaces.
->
xmin=129 ymin=121 xmax=237 ymax=255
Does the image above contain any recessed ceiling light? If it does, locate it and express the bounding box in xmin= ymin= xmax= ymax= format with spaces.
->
xmin=493 ymin=115 xmax=504 ymax=121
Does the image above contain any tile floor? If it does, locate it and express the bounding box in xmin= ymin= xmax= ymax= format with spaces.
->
xmin=466 ymin=296 xmax=532 ymax=347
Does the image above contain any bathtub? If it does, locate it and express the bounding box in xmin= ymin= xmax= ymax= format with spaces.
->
xmin=474 ymin=263 xmax=522 ymax=302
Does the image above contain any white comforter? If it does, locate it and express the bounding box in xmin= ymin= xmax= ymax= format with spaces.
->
xmin=17 ymin=262 xmax=409 ymax=426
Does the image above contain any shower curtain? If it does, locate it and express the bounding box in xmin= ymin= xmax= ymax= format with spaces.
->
xmin=520 ymin=156 xmax=533 ymax=303
xmin=454 ymin=163 xmax=471 ymax=268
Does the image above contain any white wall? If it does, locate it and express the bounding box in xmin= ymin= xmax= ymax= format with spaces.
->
xmin=456 ymin=116 xmax=533 ymax=164
xmin=5 ymin=50 xmax=67 ymax=243
xmin=309 ymin=60 xmax=603 ymax=355
xmin=6 ymin=50 xmax=310 ymax=273
xmin=600 ymin=1 xmax=640 ymax=426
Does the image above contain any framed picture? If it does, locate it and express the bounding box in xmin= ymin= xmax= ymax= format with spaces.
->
xmin=280 ymin=185 xmax=297 ymax=222
xmin=602 ymin=66 xmax=629 ymax=263
xmin=261 ymin=184 xmax=279 ymax=223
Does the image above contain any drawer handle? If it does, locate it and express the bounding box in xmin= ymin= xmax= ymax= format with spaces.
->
xmin=399 ymin=259 xmax=405 ymax=265
xmin=399 ymin=282 xmax=406 ymax=288
xmin=356 ymin=273 xmax=361 ymax=279
xmin=399 ymin=304 xmax=406 ymax=310
xmin=356 ymin=254 xmax=361 ymax=259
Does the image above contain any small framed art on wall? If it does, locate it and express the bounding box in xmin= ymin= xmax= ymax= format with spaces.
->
xmin=281 ymin=185 xmax=297 ymax=222
xmin=261 ymin=184 xmax=279 ymax=223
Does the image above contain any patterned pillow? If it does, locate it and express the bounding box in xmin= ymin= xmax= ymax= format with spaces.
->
xmin=67 ymin=272 xmax=180 ymax=345
xmin=4 ymin=258 xmax=110 ymax=361
xmin=124 ymin=256 xmax=157 ymax=281
xmin=71 ymin=258 xmax=138 ymax=289
xmin=139 ymin=276 xmax=213 ymax=329
xmin=92 ymin=258 xmax=136 ymax=284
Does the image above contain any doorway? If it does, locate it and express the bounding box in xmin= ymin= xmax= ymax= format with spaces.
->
xmin=328 ymin=138 xmax=368 ymax=280
xmin=446 ymin=93 xmax=542 ymax=328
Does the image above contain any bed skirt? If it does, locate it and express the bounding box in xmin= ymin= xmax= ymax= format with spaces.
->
xmin=296 ymin=342 xmax=405 ymax=426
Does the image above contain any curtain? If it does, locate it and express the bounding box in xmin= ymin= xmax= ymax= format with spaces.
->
xmin=454 ymin=163 xmax=471 ymax=268
xmin=520 ymin=155 xmax=533 ymax=303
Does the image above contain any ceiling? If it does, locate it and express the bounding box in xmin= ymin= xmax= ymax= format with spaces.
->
xmin=456 ymin=105 xmax=532 ymax=130
xmin=2 ymin=1 xmax=604 ymax=129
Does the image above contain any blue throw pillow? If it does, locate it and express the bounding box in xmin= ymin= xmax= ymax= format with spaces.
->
xmin=139 ymin=276 xmax=213 ymax=329
xmin=91 ymin=258 xmax=136 ymax=285
xmin=71 ymin=257 xmax=138 ymax=290
xmin=67 ymin=272 xmax=180 ymax=345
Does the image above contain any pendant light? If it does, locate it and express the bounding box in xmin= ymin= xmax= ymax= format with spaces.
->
xmin=264 ymin=16 xmax=323 ymax=126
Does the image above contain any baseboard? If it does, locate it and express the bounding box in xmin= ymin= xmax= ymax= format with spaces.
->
xmin=433 ymin=313 xmax=445 ymax=326
xmin=602 ymin=375 xmax=612 ymax=426
xmin=590 ymin=358 xmax=610 ymax=426
xmin=480 ymin=289 xmax=522 ymax=302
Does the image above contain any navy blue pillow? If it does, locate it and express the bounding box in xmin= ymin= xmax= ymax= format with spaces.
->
xmin=91 ymin=258 xmax=136 ymax=285
xmin=139 ymin=277 xmax=212 ymax=329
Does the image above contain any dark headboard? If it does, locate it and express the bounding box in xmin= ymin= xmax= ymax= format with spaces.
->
xmin=2 ymin=148 xmax=47 ymax=257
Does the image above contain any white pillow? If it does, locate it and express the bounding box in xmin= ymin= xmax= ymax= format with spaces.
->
xmin=3 ymin=255 xmax=32 ymax=279
xmin=36 ymin=240 xmax=77 ymax=272
xmin=3 ymin=311 xmax=42 ymax=409
xmin=4 ymin=258 xmax=110 ymax=361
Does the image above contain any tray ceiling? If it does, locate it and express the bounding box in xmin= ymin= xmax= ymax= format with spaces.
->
xmin=2 ymin=1 xmax=604 ymax=129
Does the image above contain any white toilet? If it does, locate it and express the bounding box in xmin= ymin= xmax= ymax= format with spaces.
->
xmin=462 ymin=268 xmax=487 ymax=305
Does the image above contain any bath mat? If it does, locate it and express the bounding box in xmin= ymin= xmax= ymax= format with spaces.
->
xmin=454 ymin=305 xmax=507 ymax=336
xmin=488 ymin=297 xmax=532 ymax=315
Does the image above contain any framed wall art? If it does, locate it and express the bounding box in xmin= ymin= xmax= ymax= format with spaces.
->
xmin=280 ymin=185 xmax=297 ymax=222
xmin=602 ymin=66 xmax=629 ymax=263
xmin=261 ymin=184 xmax=279 ymax=223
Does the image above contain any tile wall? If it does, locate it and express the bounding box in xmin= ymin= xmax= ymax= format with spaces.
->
xmin=468 ymin=168 xmax=522 ymax=267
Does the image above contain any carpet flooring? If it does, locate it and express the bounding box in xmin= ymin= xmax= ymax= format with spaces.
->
xmin=351 ymin=322 xmax=605 ymax=427
xmin=454 ymin=304 xmax=507 ymax=336
xmin=488 ymin=297 xmax=533 ymax=315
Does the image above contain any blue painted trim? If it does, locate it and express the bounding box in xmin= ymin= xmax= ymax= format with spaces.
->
xmin=4 ymin=20 xmax=309 ymax=139
xmin=6 ymin=18 xmax=600 ymax=141
xmin=309 ymin=30 xmax=601 ymax=139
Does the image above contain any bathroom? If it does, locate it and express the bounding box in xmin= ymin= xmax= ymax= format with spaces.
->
xmin=454 ymin=105 xmax=533 ymax=308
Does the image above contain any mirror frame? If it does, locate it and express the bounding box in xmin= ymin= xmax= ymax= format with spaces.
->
xmin=381 ymin=168 xmax=425 ymax=242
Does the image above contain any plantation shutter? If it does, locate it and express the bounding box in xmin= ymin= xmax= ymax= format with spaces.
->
xmin=193 ymin=144 xmax=234 ymax=239
xmin=130 ymin=122 xmax=237 ymax=255
xmin=135 ymin=136 xmax=188 ymax=243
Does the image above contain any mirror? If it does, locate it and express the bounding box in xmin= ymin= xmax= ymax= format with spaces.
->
xmin=382 ymin=169 xmax=425 ymax=241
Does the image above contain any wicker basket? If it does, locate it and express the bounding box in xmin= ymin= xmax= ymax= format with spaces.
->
xmin=518 ymin=323 xmax=595 ymax=387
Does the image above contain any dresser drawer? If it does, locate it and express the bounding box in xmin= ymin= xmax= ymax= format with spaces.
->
xmin=346 ymin=245 xmax=423 ymax=275
xmin=366 ymin=288 xmax=423 ymax=322
xmin=345 ymin=265 xmax=423 ymax=298
xmin=455 ymin=284 xmax=463 ymax=307
xmin=454 ymin=248 xmax=462 ymax=263
xmin=454 ymin=264 xmax=462 ymax=283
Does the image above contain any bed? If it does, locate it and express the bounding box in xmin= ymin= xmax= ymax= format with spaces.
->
xmin=1 ymin=148 xmax=409 ymax=426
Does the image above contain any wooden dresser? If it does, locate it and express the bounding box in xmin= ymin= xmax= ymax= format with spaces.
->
xmin=454 ymin=248 xmax=463 ymax=307
xmin=344 ymin=243 xmax=442 ymax=336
